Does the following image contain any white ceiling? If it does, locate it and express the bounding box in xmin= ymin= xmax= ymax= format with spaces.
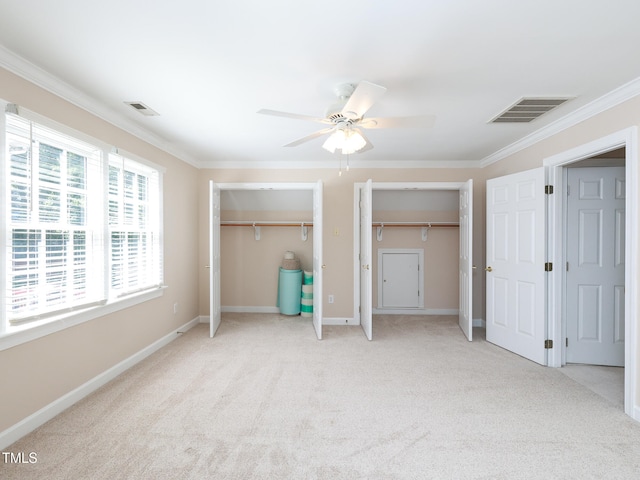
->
xmin=1 ymin=1 xmax=640 ymax=168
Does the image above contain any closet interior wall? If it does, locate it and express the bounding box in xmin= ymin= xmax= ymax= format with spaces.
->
xmin=372 ymin=190 xmax=459 ymax=312
xmin=220 ymin=190 xmax=313 ymax=310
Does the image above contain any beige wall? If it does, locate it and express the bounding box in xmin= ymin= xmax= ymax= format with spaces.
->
xmin=198 ymin=168 xmax=485 ymax=319
xmin=371 ymin=210 xmax=459 ymax=310
xmin=220 ymin=210 xmax=313 ymax=307
xmin=0 ymin=68 xmax=201 ymax=432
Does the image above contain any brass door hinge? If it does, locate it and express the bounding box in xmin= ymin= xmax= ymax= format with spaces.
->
xmin=545 ymin=185 xmax=554 ymax=194
xmin=544 ymin=339 xmax=553 ymax=349
xmin=545 ymin=262 xmax=553 ymax=272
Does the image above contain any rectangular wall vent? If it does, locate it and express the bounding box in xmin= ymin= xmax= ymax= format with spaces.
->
xmin=490 ymin=97 xmax=572 ymax=123
xmin=124 ymin=101 xmax=160 ymax=116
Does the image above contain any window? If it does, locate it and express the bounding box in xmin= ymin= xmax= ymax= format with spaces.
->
xmin=2 ymin=108 xmax=163 ymax=336
xmin=108 ymin=153 xmax=162 ymax=298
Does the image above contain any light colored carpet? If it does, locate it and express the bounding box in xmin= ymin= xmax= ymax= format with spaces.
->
xmin=559 ymin=364 xmax=624 ymax=408
xmin=3 ymin=314 xmax=640 ymax=479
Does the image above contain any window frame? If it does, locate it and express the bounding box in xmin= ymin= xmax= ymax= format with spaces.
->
xmin=0 ymin=103 xmax=165 ymax=352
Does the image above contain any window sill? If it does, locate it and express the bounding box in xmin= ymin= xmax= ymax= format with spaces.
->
xmin=0 ymin=286 xmax=166 ymax=352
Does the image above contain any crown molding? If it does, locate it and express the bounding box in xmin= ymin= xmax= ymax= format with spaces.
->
xmin=480 ymin=76 xmax=640 ymax=167
xmin=201 ymin=158 xmax=481 ymax=170
xmin=0 ymin=46 xmax=202 ymax=168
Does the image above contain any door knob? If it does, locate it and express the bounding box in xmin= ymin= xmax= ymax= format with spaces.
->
xmin=472 ymin=265 xmax=477 ymax=270
xmin=485 ymin=266 xmax=493 ymax=272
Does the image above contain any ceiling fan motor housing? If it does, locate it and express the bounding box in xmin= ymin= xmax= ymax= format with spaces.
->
xmin=325 ymin=83 xmax=357 ymax=120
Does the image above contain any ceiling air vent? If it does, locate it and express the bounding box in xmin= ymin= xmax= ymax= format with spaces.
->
xmin=490 ymin=97 xmax=572 ymax=123
xmin=124 ymin=101 xmax=160 ymax=116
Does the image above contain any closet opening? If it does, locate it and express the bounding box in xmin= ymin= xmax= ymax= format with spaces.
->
xmin=209 ymin=182 xmax=323 ymax=339
xmin=354 ymin=180 xmax=473 ymax=341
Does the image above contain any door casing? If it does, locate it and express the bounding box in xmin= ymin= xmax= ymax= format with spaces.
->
xmin=353 ymin=181 xmax=472 ymax=335
xmin=545 ymin=127 xmax=638 ymax=420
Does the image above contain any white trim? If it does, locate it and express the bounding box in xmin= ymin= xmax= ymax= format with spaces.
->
xmin=473 ymin=318 xmax=486 ymax=328
xmin=0 ymin=315 xmax=201 ymax=450
xmin=202 ymin=159 xmax=480 ymax=170
xmin=210 ymin=182 xmax=323 ymax=336
xmin=372 ymin=181 xmax=466 ymax=190
xmin=0 ymin=287 xmax=166 ymax=352
xmin=373 ymin=308 xmax=457 ymax=315
xmin=323 ymin=317 xmax=357 ymax=326
xmin=481 ymin=77 xmax=640 ymax=167
xmin=353 ymin=181 xmax=469 ymax=327
xmin=216 ymin=182 xmax=317 ymax=190
xmin=220 ymin=306 xmax=280 ymax=314
xmin=544 ymin=127 xmax=638 ymax=421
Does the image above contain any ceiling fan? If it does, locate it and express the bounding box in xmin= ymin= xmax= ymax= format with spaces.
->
xmin=257 ymin=81 xmax=435 ymax=154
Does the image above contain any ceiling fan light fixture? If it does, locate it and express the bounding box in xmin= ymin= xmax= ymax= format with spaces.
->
xmin=322 ymin=128 xmax=366 ymax=154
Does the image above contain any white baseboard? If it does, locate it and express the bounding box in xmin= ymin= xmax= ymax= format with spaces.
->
xmin=0 ymin=316 xmax=201 ymax=450
xmin=372 ymin=308 xmax=458 ymax=315
xmin=473 ymin=318 xmax=486 ymax=328
xmin=323 ymin=317 xmax=357 ymax=326
xmin=221 ymin=306 xmax=280 ymax=314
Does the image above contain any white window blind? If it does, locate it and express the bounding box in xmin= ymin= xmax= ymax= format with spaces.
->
xmin=3 ymin=110 xmax=163 ymax=327
xmin=6 ymin=115 xmax=104 ymax=323
xmin=108 ymin=153 xmax=162 ymax=297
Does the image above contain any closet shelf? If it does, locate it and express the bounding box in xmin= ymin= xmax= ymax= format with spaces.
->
xmin=221 ymin=221 xmax=313 ymax=241
xmin=221 ymin=221 xmax=313 ymax=227
xmin=372 ymin=221 xmax=459 ymax=228
xmin=372 ymin=221 xmax=459 ymax=242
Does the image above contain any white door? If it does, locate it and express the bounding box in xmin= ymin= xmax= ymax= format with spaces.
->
xmin=380 ymin=252 xmax=421 ymax=308
xmin=486 ymin=168 xmax=546 ymax=364
xmin=209 ymin=181 xmax=221 ymax=337
xmin=566 ymin=167 xmax=625 ymax=366
xmin=459 ymin=179 xmax=473 ymax=341
xmin=360 ymin=179 xmax=373 ymax=340
xmin=312 ymin=180 xmax=323 ymax=340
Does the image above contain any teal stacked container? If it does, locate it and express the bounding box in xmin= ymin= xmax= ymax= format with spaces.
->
xmin=277 ymin=267 xmax=303 ymax=315
xmin=301 ymin=271 xmax=313 ymax=317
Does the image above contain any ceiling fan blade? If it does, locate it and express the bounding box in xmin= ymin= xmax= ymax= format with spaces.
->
xmin=258 ymin=109 xmax=332 ymax=125
xmin=283 ymin=127 xmax=335 ymax=147
xmin=359 ymin=115 xmax=436 ymax=129
xmin=341 ymin=81 xmax=387 ymax=120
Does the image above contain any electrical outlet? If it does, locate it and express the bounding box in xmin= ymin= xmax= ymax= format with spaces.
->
xmin=173 ymin=302 xmax=178 ymax=314
xmin=328 ymin=295 xmax=334 ymax=304
xmin=333 ymin=227 xmax=339 ymax=236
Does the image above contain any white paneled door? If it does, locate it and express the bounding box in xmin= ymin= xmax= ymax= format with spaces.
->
xmin=360 ymin=179 xmax=373 ymax=340
xmin=459 ymin=179 xmax=473 ymax=341
xmin=486 ymin=168 xmax=546 ymax=364
xmin=312 ymin=180 xmax=323 ymax=340
xmin=209 ymin=181 xmax=221 ymax=338
xmin=566 ymin=167 xmax=625 ymax=366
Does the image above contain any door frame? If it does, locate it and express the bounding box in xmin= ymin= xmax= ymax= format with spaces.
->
xmin=353 ymin=181 xmax=470 ymax=328
xmin=545 ymin=127 xmax=638 ymax=420
xmin=211 ymin=182 xmax=323 ymax=339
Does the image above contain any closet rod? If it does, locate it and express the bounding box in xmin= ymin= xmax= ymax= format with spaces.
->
xmin=221 ymin=221 xmax=313 ymax=227
xmin=372 ymin=222 xmax=459 ymax=228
